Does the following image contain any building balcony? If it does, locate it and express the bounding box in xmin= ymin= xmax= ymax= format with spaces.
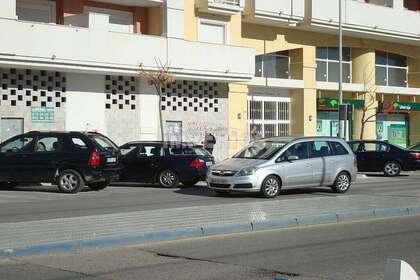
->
xmin=197 ymin=0 xmax=242 ymax=16
xmin=243 ymin=0 xmax=305 ymax=26
xmin=309 ymin=0 xmax=420 ymax=44
xmin=92 ymin=0 xmax=163 ymax=6
xmin=0 ymin=17 xmax=255 ymax=82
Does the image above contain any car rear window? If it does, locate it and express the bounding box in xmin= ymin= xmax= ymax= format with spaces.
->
xmin=167 ymin=146 xmax=210 ymax=156
xmin=71 ymin=137 xmax=89 ymax=151
xmin=330 ymin=141 xmax=349 ymax=155
xmin=89 ymin=134 xmax=118 ymax=151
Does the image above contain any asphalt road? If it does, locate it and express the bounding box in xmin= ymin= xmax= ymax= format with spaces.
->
xmin=1 ymin=215 xmax=419 ymax=280
xmin=0 ymin=172 xmax=420 ymax=223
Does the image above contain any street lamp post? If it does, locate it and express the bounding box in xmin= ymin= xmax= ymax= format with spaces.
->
xmin=338 ymin=0 xmax=346 ymax=140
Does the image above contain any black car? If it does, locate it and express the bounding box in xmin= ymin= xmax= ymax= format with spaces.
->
xmin=119 ymin=141 xmax=214 ymax=187
xmin=349 ymin=140 xmax=420 ymax=176
xmin=0 ymin=131 xmax=122 ymax=193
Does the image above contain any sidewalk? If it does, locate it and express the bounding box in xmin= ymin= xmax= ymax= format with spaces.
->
xmin=1 ymin=189 xmax=420 ymax=258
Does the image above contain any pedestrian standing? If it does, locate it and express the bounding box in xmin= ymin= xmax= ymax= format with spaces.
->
xmin=204 ymin=132 xmax=216 ymax=154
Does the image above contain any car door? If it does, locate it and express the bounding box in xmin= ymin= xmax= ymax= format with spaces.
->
xmin=0 ymin=135 xmax=35 ymax=181
xmin=358 ymin=142 xmax=386 ymax=172
xmin=275 ymin=141 xmax=314 ymax=187
xmin=120 ymin=144 xmax=141 ymax=181
xmin=21 ymin=134 xmax=64 ymax=182
xmin=121 ymin=143 xmax=163 ymax=182
xmin=309 ymin=141 xmax=336 ymax=186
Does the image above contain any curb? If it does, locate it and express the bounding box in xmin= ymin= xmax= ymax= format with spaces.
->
xmin=2 ymin=206 xmax=420 ymax=259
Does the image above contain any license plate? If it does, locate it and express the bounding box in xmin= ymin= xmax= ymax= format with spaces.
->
xmin=107 ymin=157 xmax=117 ymax=163
xmin=206 ymin=161 xmax=213 ymax=167
xmin=211 ymin=178 xmax=229 ymax=184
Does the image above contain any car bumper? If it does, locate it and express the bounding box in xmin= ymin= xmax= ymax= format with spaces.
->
xmin=207 ymin=174 xmax=260 ymax=192
xmin=83 ymin=167 xmax=121 ymax=184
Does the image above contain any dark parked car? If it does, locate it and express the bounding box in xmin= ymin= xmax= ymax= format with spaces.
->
xmin=349 ymin=140 xmax=420 ymax=176
xmin=119 ymin=141 xmax=214 ymax=187
xmin=0 ymin=131 xmax=122 ymax=193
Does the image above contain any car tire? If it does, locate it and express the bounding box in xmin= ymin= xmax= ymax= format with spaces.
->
xmin=260 ymin=175 xmax=281 ymax=198
xmin=383 ymin=161 xmax=401 ymax=177
xmin=331 ymin=172 xmax=351 ymax=193
xmin=89 ymin=180 xmax=110 ymax=191
xmin=0 ymin=181 xmax=18 ymax=189
xmin=158 ymin=169 xmax=179 ymax=188
xmin=57 ymin=169 xmax=85 ymax=194
xmin=182 ymin=180 xmax=199 ymax=187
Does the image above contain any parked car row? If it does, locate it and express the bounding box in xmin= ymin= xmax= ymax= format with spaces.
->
xmin=0 ymin=131 xmax=419 ymax=197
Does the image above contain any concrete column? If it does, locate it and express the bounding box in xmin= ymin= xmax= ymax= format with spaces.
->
xmin=393 ymin=0 xmax=405 ymax=10
xmin=162 ymin=0 xmax=184 ymax=39
xmin=407 ymin=58 xmax=420 ymax=145
xmin=290 ymin=46 xmax=317 ymax=137
xmin=228 ymin=83 xmax=248 ymax=156
xmin=0 ymin=0 xmax=17 ymax=19
xmin=352 ymin=48 xmax=377 ymax=140
xmin=138 ymin=82 xmax=160 ymax=141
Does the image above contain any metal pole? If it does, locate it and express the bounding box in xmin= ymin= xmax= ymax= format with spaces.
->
xmin=338 ymin=0 xmax=346 ymax=139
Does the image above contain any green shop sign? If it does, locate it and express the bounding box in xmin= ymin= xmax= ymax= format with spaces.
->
xmin=317 ymin=98 xmax=364 ymax=110
xmin=391 ymin=102 xmax=420 ymax=112
xmin=31 ymin=107 xmax=54 ymax=123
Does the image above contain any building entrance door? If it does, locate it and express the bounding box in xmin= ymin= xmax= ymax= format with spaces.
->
xmin=1 ymin=118 xmax=24 ymax=142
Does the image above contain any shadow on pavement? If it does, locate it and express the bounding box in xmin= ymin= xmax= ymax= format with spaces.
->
xmin=362 ymin=173 xmax=410 ymax=177
xmin=0 ymin=184 xmax=96 ymax=194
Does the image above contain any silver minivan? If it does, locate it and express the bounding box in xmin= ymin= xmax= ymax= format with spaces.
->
xmin=207 ymin=137 xmax=357 ymax=198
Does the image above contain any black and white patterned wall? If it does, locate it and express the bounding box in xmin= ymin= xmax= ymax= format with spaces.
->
xmin=105 ymin=75 xmax=137 ymax=110
xmin=161 ymin=80 xmax=224 ymax=113
xmin=0 ymin=68 xmax=66 ymax=108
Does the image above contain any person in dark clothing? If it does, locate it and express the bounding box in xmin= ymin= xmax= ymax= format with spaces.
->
xmin=204 ymin=132 xmax=216 ymax=154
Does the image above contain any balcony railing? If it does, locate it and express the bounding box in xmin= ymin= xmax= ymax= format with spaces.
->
xmin=198 ymin=0 xmax=242 ymax=15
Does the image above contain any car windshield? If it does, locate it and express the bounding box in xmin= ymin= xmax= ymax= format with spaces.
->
xmin=233 ymin=141 xmax=287 ymax=160
xmin=89 ymin=134 xmax=118 ymax=151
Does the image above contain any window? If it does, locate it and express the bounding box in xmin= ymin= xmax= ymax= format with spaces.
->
xmin=85 ymin=7 xmax=133 ymax=33
xmin=139 ymin=144 xmax=163 ymax=157
xmin=248 ymin=96 xmax=291 ymax=140
xmin=404 ymin=0 xmax=420 ymax=11
xmin=316 ymin=47 xmax=351 ymax=83
xmin=365 ymin=0 xmax=393 ymax=8
xmin=0 ymin=136 xmax=34 ymax=153
xmin=330 ymin=141 xmax=349 ymax=155
xmin=233 ymin=141 xmax=286 ymax=160
xmin=350 ymin=142 xmax=361 ymax=152
xmin=89 ymin=135 xmax=118 ymax=151
xmin=198 ymin=20 xmax=227 ymax=44
xmin=363 ymin=143 xmax=390 ymax=152
xmin=375 ymin=51 xmax=407 ymax=87
xmin=309 ymin=141 xmax=333 ymax=158
xmin=277 ymin=142 xmax=309 ymax=162
xmin=120 ymin=144 xmax=138 ymax=156
xmin=255 ymin=51 xmax=290 ymax=79
xmin=16 ymin=0 xmax=56 ymax=23
xmin=71 ymin=137 xmax=88 ymax=151
xmin=35 ymin=136 xmax=60 ymax=152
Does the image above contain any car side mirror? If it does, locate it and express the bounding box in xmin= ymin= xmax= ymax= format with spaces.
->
xmin=287 ymin=155 xmax=299 ymax=161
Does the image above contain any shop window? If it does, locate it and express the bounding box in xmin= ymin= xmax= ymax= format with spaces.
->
xmin=16 ymin=0 xmax=56 ymax=23
xmin=375 ymin=51 xmax=407 ymax=87
xmin=404 ymin=0 xmax=420 ymax=11
xmin=255 ymin=51 xmax=290 ymax=79
xmin=316 ymin=47 xmax=351 ymax=83
xmin=248 ymin=96 xmax=290 ymax=140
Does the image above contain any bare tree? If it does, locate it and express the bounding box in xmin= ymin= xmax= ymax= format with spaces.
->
xmin=139 ymin=59 xmax=175 ymax=141
xmin=358 ymin=67 xmax=378 ymax=140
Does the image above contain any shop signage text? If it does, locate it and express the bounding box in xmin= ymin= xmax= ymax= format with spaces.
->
xmin=31 ymin=107 xmax=54 ymax=123
xmin=317 ymin=98 xmax=364 ymax=110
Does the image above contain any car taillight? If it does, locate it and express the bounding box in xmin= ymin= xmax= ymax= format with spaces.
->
xmin=190 ymin=158 xmax=205 ymax=168
xmin=410 ymin=152 xmax=420 ymax=159
xmin=88 ymin=150 xmax=101 ymax=168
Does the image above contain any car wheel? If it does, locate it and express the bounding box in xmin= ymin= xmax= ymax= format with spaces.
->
xmin=383 ymin=161 xmax=401 ymax=177
xmin=260 ymin=175 xmax=281 ymax=198
xmin=0 ymin=182 xmax=18 ymax=189
xmin=57 ymin=169 xmax=85 ymax=194
xmin=182 ymin=180 xmax=199 ymax=187
xmin=89 ymin=180 xmax=110 ymax=191
xmin=332 ymin=172 xmax=351 ymax=193
xmin=158 ymin=169 xmax=179 ymax=188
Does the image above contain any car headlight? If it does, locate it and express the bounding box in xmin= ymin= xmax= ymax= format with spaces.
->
xmin=236 ymin=167 xmax=258 ymax=177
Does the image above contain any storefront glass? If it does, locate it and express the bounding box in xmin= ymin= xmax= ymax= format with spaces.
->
xmin=376 ymin=113 xmax=408 ymax=148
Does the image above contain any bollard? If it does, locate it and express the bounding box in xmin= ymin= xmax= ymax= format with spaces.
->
xmin=384 ymin=259 xmax=419 ymax=280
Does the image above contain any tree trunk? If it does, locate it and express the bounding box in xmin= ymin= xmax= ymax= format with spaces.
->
xmin=158 ymin=92 xmax=164 ymax=141
xmin=360 ymin=122 xmax=365 ymax=140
